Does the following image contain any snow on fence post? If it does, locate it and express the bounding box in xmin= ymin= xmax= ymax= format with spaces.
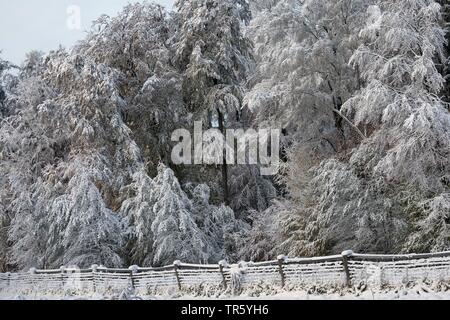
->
xmin=91 ymin=264 xmax=98 ymax=292
xmin=129 ymin=265 xmax=139 ymax=289
xmin=341 ymin=250 xmax=354 ymax=288
xmin=29 ymin=267 xmax=37 ymax=287
xmin=277 ymin=255 xmax=288 ymax=288
xmin=60 ymin=266 xmax=66 ymax=290
xmin=219 ymin=260 xmax=228 ymax=289
xmin=173 ymin=260 xmax=182 ymax=291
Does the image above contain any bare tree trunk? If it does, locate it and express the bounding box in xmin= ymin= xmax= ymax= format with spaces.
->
xmin=217 ymin=110 xmax=229 ymax=205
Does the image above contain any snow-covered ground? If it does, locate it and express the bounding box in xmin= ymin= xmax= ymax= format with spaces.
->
xmin=2 ymin=284 xmax=449 ymax=300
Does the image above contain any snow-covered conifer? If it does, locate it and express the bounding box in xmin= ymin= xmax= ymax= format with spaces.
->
xmin=152 ymin=165 xmax=208 ymax=265
xmin=120 ymin=171 xmax=157 ymax=266
xmin=151 ymin=165 xmax=209 ymax=266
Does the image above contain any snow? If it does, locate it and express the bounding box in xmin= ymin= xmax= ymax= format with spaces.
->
xmin=2 ymin=284 xmax=450 ymax=300
xmin=1 ymin=0 xmax=449 ymax=289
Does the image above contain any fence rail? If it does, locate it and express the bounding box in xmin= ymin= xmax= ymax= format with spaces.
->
xmin=1 ymin=250 xmax=450 ymax=295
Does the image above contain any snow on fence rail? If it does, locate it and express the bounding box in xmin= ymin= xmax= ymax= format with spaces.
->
xmin=1 ymin=251 xmax=450 ymax=295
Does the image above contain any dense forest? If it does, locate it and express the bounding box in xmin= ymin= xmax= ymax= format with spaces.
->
xmin=0 ymin=0 xmax=449 ymax=272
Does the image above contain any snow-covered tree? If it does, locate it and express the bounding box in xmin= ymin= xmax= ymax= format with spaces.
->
xmin=274 ymin=0 xmax=450 ymax=255
xmin=0 ymin=55 xmax=6 ymax=118
xmin=1 ymin=2 xmax=258 ymax=270
xmin=237 ymin=202 xmax=285 ymax=262
xmin=438 ymin=0 xmax=450 ymax=103
xmin=7 ymin=179 xmax=57 ymax=269
xmin=151 ymin=165 xmax=209 ymax=266
xmin=120 ymin=170 xmax=157 ymax=266
xmin=21 ymin=51 xmax=45 ymax=78
xmin=0 ymin=208 xmax=7 ymax=271
xmin=406 ymin=194 xmax=450 ymax=252
xmin=246 ymin=0 xmax=370 ymax=159
xmin=346 ymin=0 xmax=449 ymax=252
xmin=228 ymin=164 xmax=277 ymax=214
xmin=174 ymin=0 xmax=254 ymax=204
xmin=0 ymin=48 xmax=149 ymax=269
xmin=0 ymin=53 xmax=15 ymax=119
xmin=76 ymin=2 xmax=187 ymax=173
xmin=0 ymin=75 xmax=57 ymax=269
xmin=50 ymin=170 xmax=123 ymax=267
xmin=0 ymin=53 xmax=11 ymax=270
xmin=174 ymin=0 xmax=252 ymax=115
xmin=244 ymin=0 xmax=371 ymax=257
xmin=187 ymin=183 xmax=249 ymax=262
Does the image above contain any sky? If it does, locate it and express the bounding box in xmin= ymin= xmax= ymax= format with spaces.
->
xmin=0 ymin=0 xmax=175 ymax=65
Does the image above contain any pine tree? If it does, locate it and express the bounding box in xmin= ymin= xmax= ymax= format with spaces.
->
xmin=51 ymin=170 xmax=123 ymax=267
xmin=7 ymin=179 xmax=58 ymax=269
xmin=151 ymin=165 xmax=209 ymax=266
xmin=188 ymin=183 xmax=248 ymax=262
xmin=120 ymin=170 xmax=157 ymax=266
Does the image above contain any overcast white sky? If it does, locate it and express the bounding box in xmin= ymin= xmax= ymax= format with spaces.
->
xmin=0 ymin=0 xmax=175 ymax=65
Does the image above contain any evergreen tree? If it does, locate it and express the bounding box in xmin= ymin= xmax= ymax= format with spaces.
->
xmin=51 ymin=170 xmax=123 ymax=267
xmin=120 ymin=170 xmax=157 ymax=266
xmin=188 ymin=183 xmax=248 ymax=262
xmin=151 ymin=165 xmax=209 ymax=266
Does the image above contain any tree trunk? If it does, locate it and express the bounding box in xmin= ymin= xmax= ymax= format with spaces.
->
xmin=217 ymin=110 xmax=229 ymax=205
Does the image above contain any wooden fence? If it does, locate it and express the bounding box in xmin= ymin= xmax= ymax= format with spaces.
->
xmin=1 ymin=250 xmax=450 ymax=295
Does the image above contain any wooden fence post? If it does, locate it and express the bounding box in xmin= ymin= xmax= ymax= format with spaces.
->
xmin=173 ymin=260 xmax=182 ymax=291
xmin=219 ymin=260 xmax=228 ymax=289
xmin=91 ymin=264 xmax=98 ymax=293
xmin=7 ymin=272 xmax=11 ymax=287
xmin=129 ymin=265 xmax=139 ymax=289
xmin=29 ymin=268 xmax=37 ymax=287
xmin=341 ymin=250 xmax=353 ymax=288
xmin=277 ymin=255 xmax=287 ymax=288
xmin=60 ymin=266 xmax=66 ymax=290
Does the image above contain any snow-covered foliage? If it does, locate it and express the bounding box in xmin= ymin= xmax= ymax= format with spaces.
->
xmin=251 ymin=0 xmax=450 ymax=257
xmin=0 ymin=53 xmax=12 ymax=271
xmin=0 ymin=2 xmax=262 ymax=271
xmin=0 ymin=53 xmax=18 ymax=120
xmin=246 ymin=0 xmax=370 ymax=156
xmin=187 ymin=183 xmax=248 ymax=262
xmin=0 ymin=55 xmax=7 ymax=119
xmin=174 ymin=0 xmax=252 ymax=116
xmin=172 ymin=0 xmax=277 ymax=213
xmin=151 ymin=165 xmax=211 ymax=266
xmin=75 ymin=2 xmax=187 ymax=172
xmin=438 ymin=0 xmax=450 ymax=102
xmin=1 ymin=50 xmax=143 ymax=269
xmin=120 ymin=170 xmax=157 ymax=266
xmin=0 ymin=0 xmax=449 ymax=272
